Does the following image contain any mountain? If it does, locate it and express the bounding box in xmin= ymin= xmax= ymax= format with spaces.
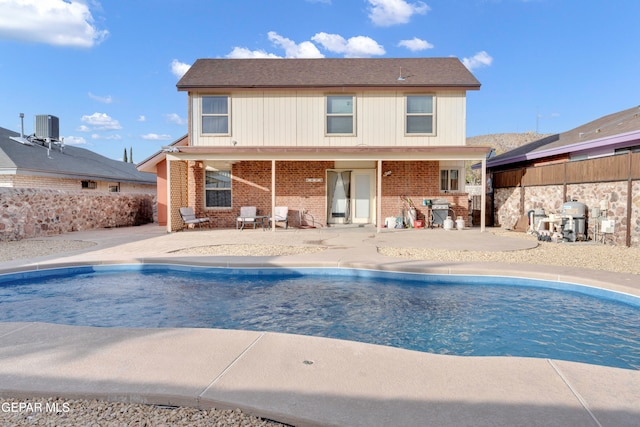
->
xmin=467 ymin=132 xmax=553 ymax=155
xmin=464 ymin=132 xmax=553 ymax=185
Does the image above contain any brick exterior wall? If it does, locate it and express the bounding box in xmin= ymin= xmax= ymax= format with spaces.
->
xmin=169 ymin=159 xmax=470 ymax=230
xmin=276 ymin=161 xmax=334 ymax=227
xmin=380 ymin=161 xmax=468 ymax=225
xmin=169 ymin=160 xmax=188 ymax=231
xmin=0 ymin=188 xmax=154 ymax=241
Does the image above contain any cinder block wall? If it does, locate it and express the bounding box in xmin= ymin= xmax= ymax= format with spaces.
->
xmin=0 ymin=188 xmax=155 ymax=241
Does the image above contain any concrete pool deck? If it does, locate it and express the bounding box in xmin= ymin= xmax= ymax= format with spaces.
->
xmin=1 ymin=224 xmax=639 ymax=426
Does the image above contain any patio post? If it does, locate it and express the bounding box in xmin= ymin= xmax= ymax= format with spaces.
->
xmin=481 ymin=157 xmax=486 ymax=232
xmin=166 ymin=157 xmax=172 ymax=234
xmin=271 ymin=159 xmax=276 ymax=232
xmin=377 ymin=159 xmax=382 ymax=233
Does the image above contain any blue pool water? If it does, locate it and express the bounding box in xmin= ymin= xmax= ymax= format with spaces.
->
xmin=1 ymin=265 xmax=639 ymax=370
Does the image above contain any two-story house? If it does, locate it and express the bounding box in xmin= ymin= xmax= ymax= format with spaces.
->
xmin=139 ymin=58 xmax=490 ymax=232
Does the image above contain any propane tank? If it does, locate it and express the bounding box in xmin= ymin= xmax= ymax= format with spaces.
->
xmin=455 ymin=216 xmax=465 ymax=230
xmin=443 ymin=216 xmax=454 ymax=231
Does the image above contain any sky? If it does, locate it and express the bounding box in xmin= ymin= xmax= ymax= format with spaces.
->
xmin=0 ymin=0 xmax=639 ymax=163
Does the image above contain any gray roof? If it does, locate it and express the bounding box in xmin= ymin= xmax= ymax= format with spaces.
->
xmin=177 ymin=58 xmax=481 ymax=90
xmin=0 ymin=126 xmax=156 ymax=184
xmin=487 ymin=105 xmax=640 ymax=169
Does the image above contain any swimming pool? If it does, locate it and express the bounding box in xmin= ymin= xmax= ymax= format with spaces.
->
xmin=1 ymin=264 xmax=639 ymax=370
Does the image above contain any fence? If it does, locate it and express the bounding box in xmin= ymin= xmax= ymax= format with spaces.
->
xmin=491 ymin=151 xmax=640 ymax=246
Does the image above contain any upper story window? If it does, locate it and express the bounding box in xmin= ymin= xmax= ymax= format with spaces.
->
xmin=326 ymin=95 xmax=355 ymax=135
xmin=406 ymin=95 xmax=434 ymax=135
xmin=205 ymin=169 xmax=232 ymax=208
xmin=202 ymin=96 xmax=229 ymax=135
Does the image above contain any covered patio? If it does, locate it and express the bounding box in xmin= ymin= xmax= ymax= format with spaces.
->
xmin=151 ymin=145 xmax=490 ymax=233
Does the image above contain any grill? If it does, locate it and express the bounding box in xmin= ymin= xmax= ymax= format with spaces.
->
xmin=431 ymin=201 xmax=449 ymax=226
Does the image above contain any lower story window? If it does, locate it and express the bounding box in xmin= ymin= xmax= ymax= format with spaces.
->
xmin=205 ymin=169 xmax=231 ymax=208
xmin=440 ymin=169 xmax=460 ymax=192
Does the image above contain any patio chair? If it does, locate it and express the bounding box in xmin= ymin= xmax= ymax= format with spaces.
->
xmin=270 ymin=206 xmax=289 ymax=229
xmin=236 ymin=206 xmax=259 ymax=230
xmin=179 ymin=207 xmax=210 ymax=230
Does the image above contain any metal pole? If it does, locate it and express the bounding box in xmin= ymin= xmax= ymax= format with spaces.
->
xmin=271 ymin=159 xmax=276 ymax=232
xmin=377 ymin=159 xmax=382 ymax=233
xmin=481 ymin=157 xmax=486 ymax=232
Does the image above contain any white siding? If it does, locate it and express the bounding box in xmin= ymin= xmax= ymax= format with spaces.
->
xmin=190 ymin=90 xmax=467 ymax=148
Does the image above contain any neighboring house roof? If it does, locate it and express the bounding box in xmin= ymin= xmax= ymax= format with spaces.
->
xmin=486 ymin=105 xmax=640 ymax=169
xmin=0 ymin=126 xmax=156 ymax=184
xmin=177 ymin=58 xmax=481 ymax=90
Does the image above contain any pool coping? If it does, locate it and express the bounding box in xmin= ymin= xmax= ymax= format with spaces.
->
xmin=1 ymin=224 xmax=639 ymax=426
xmin=1 ymin=257 xmax=640 ymax=426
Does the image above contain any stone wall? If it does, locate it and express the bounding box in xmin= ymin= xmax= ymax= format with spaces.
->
xmin=494 ymin=180 xmax=640 ymax=247
xmin=0 ymin=188 xmax=155 ymax=241
xmin=494 ymin=187 xmax=521 ymax=228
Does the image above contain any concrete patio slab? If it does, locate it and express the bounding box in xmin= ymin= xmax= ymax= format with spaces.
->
xmin=1 ymin=224 xmax=639 ymax=426
xmin=201 ymin=332 xmax=597 ymax=427
xmin=0 ymin=323 xmax=262 ymax=407
xmin=550 ymin=360 xmax=640 ymax=427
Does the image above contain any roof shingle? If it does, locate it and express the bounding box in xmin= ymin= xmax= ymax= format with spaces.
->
xmin=0 ymin=126 xmax=156 ymax=184
xmin=177 ymin=58 xmax=481 ymax=90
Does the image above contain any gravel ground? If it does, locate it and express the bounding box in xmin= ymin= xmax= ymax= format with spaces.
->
xmin=1 ymin=231 xmax=638 ymax=426
xmin=0 ymin=397 xmax=287 ymax=427
xmin=379 ymin=231 xmax=640 ymax=275
xmin=171 ymin=244 xmax=326 ymax=257
xmin=0 ymin=240 xmax=96 ymax=261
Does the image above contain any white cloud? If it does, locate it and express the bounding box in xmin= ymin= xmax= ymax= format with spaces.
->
xmin=165 ymin=113 xmax=187 ymax=125
xmin=311 ymin=32 xmax=385 ymax=58
xmin=462 ymin=51 xmax=493 ymax=71
xmin=141 ymin=133 xmax=173 ymax=141
xmin=81 ymin=112 xmax=122 ymax=130
xmin=62 ymin=135 xmax=87 ymax=145
xmin=368 ymin=0 xmax=430 ymax=27
xmin=227 ymin=31 xmax=383 ymax=59
xmin=268 ymin=31 xmax=324 ymax=58
xmin=398 ymin=37 xmax=433 ymax=51
xmin=88 ymin=92 xmax=113 ymax=104
xmin=0 ymin=0 xmax=108 ymax=47
xmin=90 ymin=133 xmax=121 ymax=140
xmin=76 ymin=125 xmax=91 ymax=132
xmin=226 ymin=47 xmax=281 ymax=59
xmin=170 ymin=59 xmax=191 ymax=78
xmin=137 ymin=115 xmax=146 ymax=122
